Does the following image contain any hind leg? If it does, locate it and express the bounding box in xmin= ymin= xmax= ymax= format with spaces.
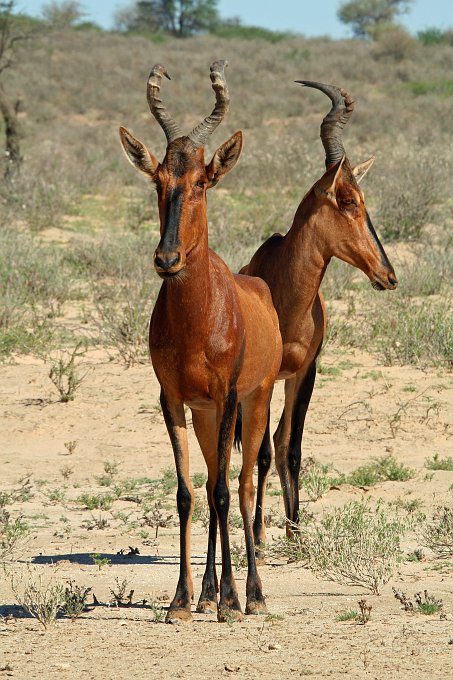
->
xmin=253 ymin=411 xmax=272 ymax=561
xmin=287 ymin=361 xmax=317 ymax=527
xmin=240 ymin=385 xmax=274 ymax=615
xmin=274 ymin=377 xmax=297 ymax=531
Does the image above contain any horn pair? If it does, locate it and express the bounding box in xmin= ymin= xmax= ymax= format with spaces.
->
xmin=147 ymin=60 xmax=229 ymax=147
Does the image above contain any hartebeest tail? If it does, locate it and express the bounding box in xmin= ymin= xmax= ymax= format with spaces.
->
xmin=119 ymin=61 xmax=282 ymax=622
xmin=237 ymin=80 xmax=397 ymax=550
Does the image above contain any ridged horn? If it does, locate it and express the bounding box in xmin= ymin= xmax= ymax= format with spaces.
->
xmin=188 ymin=60 xmax=230 ymax=148
xmin=147 ymin=64 xmax=182 ymax=144
xmin=297 ymin=81 xmax=355 ymax=167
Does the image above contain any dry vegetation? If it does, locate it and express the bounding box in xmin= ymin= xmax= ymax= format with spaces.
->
xmin=0 ymin=25 xmax=452 ymax=680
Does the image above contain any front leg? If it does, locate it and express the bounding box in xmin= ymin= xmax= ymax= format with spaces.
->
xmin=214 ymin=387 xmax=243 ymax=623
xmin=191 ymin=409 xmax=219 ymax=614
xmin=241 ymin=386 xmax=274 ymax=615
xmin=160 ymin=390 xmax=194 ymax=623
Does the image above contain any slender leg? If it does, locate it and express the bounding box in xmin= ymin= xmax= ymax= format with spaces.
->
xmin=160 ymin=390 xmax=194 ymax=623
xmin=240 ymin=386 xmax=273 ymax=615
xmin=191 ymin=409 xmax=219 ymax=614
xmin=287 ymin=361 xmax=317 ymax=526
xmin=253 ymin=410 xmax=272 ymax=560
xmin=274 ymin=377 xmax=297 ymax=531
xmin=214 ymin=387 xmax=243 ymax=623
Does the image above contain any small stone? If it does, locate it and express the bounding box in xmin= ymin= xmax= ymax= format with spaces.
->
xmin=268 ymin=642 xmax=281 ymax=650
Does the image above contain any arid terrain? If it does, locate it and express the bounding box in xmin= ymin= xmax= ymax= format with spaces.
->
xmin=1 ymin=331 xmax=452 ymax=679
xmin=1 ymin=21 xmax=453 ymax=680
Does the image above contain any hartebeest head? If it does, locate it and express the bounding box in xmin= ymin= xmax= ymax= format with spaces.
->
xmin=298 ymin=81 xmax=398 ymax=291
xmin=119 ymin=61 xmax=243 ymax=279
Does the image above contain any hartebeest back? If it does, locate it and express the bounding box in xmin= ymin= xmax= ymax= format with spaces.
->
xmin=237 ymin=81 xmax=397 ymax=550
xmin=119 ymin=61 xmax=282 ymax=622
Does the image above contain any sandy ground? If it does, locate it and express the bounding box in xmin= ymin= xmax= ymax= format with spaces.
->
xmin=1 ymin=346 xmax=453 ymax=679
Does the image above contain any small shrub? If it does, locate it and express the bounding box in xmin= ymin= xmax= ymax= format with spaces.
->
xmin=90 ymin=553 xmax=111 ymax=570
xmin=60 ymin=465 xmax=73 ymax=481
xmin=10 ymin=568 xmax=65 ymax=629
xmin=109 ymin=577 xmax=132 ymax=606
xmin=272 ymin=500 xmax=409 ymax=594
xmin=45 ymin=488 xmax=66 ymax=504
xmin=78 ymin=493 xmax=115 ymax=511
xmin=192 ymin=496 xmax=210 ymax=530
xmin=228 ymin=465 xmax=241 ymax=481
xmin=62 ymin=580 xmax=92 ymax=621
xmin=47 ymin=342 xmax=88 ymax=402
xmin=347 ymin=455 xmax=414 ymax=487
xmin=336 ymin=609 xmax=359 ymax=622
xmin=0 ymin=511 xmax=29 ymax=561
xmin=191 ymin=472 xmax=208 ymax=489
xmin=81 ymin=513 xmax=110 ymax=530
xmin=160 ymin=467 xmax=177 ymax=495
xmin=142 ymin=500 xmax=173 ymax=538
xmin=64 ymin=440 xmax=78 ymax=455
xmin=425 ymin=454 xmax=453 ymax=471
xmin=415 ymin=590 xmax=443 ymax=615
xmin=422 ymin=506 xmax=453 ymax=558
xmin=231 ymin=542 xmax=247 ymax=570
xmin=300 ymin=459 xmax=332 ymax=501
xmin=393 ymin=587 xmax=443 ymax=615
xmin=148 ymin=598 xmax=165 ymax=623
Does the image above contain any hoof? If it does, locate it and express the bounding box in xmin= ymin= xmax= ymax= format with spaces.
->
xmin=165 ymin=608 xmax=193 ymax=624
xmin=217 ymin=604 xmax=244 ymax=623
xmin=196 ymin=599 xmax=217 ymax=615
xmin=245 ymin=600 xmax=268 ymax=616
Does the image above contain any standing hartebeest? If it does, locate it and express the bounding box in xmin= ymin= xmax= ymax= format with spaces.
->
xmin=237 ymin=81 xmax=398 ymax=552
xmin=119 ymin=61 xmax=282 ymax=622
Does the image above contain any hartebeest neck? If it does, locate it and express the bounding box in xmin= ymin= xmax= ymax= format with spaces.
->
xmin=160 ymin=227 xmax=213 ymax=330
xmin=282 ymin=189 xmax=331 ymax=314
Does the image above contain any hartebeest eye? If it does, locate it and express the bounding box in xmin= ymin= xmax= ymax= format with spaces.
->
xmin=339 ymin=197 xmax=358 ymax=212
xmin=194 ymin=180 xmax=205 ymax=188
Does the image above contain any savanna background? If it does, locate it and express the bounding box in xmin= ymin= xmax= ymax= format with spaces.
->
xmin=0 ymin=0 xmax=452 ymax=677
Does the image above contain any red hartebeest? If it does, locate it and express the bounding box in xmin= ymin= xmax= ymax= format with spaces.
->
xmin=237 ymin=82 xmax=398 ymax=551
xmin=119 ymin=62 xmax=282 ymax=622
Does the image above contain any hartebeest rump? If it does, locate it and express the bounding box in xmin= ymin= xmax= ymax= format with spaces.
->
xmin=237 ymin=81 xmax=398 ymax=550
xmin=119 ymin=61 xmax=282 ymax=622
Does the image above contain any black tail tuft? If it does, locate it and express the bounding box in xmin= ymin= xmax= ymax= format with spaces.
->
xmin=233 ymin=403 xmax=242 ymax=451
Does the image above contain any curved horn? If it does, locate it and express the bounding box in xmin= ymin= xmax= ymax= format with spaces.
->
xmin=297 ymin=81 xmax=354 ymax=167
xmin=147 ymin=64 xmax=182 ymax=144
xmin=188 ymin=60 xmax=230 ymax=148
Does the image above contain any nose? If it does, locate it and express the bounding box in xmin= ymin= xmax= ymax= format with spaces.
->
xmin=154 ymin=251 xmax=180 ymax=272
xmin=388 ymin=272 xmax=398 ymax=288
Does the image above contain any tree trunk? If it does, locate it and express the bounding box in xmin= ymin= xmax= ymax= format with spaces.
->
xmin=0 ymin=81 xmax=22 ymax=181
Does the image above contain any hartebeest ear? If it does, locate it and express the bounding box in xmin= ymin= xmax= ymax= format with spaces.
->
xmin=119 ymin=126 xmax=159 ymax=178
xmin=314 ymin=156 xmax=346 ymax=201
xmin=206 ymin=131 xmax=243 ymax=189
xmin=352 ymin=156 xmax=375 ymax=184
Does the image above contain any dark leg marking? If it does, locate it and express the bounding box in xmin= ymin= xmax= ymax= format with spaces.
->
xmin=214 ymin=387 xmax=243 ymax=619
xmin=160 ymin=390 xmax=193 ymax=612
xmin=287 ymin=360 xmax=317 ymax=526
xmin=253 ymin=410 xmax=272 ymax=552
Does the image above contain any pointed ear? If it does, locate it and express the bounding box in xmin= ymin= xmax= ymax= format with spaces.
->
xmin=119 ymin=126 xmax=159 ymax=178
xmin=314 ymin=156 xmax=346 ymax=201
xmin=352 ymin=156 xmax=375 ymax=184
xmin=206 ymin=131 xmax=243 ymax=189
